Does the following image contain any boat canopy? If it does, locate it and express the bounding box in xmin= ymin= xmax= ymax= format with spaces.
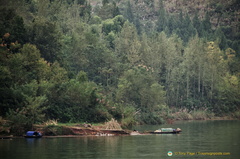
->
xmin=26 ymin=131 xmax=42 ymax=136
xmin=161 ymin=128 xmax=174 ymax=132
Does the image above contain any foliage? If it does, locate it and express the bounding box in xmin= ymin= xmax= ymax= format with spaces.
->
xmin=171 ymin=108 xmax=193 ymax=120
xmin=232 ymin=110 xmax=240 ymax=119
xmin=0 ymin=8 xmax=27 ymax=45
xmin=191 ymin=110 xmax=214 ymax=120
xmin=0 ymin=0 xmax=239 ymax=130
xmin=43 ymin=125 xmax=63 ymax=136
xmin=0 ymin=116 xmax=10 ymax=134
xmin=43 ymin=119 xmax=58 ymax=126
xmin=110 ymin=103 xmax=137 ymax=127
xmin=6 ymin=95 xmax=46 ymax=135
xmin=29 ymin=18 xmax=62 ymax=63
xmin=45 ymin=73 xmax=112 ymax=123
xmin=116 ymin=67 xmax=167 ymax=124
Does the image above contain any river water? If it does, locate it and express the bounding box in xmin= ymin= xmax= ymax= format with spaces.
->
xmin=0 ymin=120 xmax=239 ymax=159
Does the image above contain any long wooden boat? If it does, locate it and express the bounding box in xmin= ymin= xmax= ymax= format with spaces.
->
xmin=149 ymin=128 xmax=182 ymax=134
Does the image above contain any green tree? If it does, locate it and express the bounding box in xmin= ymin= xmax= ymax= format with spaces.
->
xmin=97 ymin=1 xmax=120 ymax=20
xmin=116 ymin=67 xmax=167 ymax=124
xmin=134 ymin=14 xmax=142 ymax=34
xmin=202 ymin=12 xmax=212 ymax=38
xmin=174 ymin=12 xmax=196 ymax=43
xmin=0 ymin=43 xmax=63 ymax=118
xmin=0 ymin=8 xmax=27 ymax=45
xmin=193 ymin=12 xmax=204 ymax=37
xmin=102 ymin=0 xmax=109 ymax=6
xmin=115 ymin=22 xmax=141 ymax=65
xmin=216 ymin=73 xmax=240 ymax=113
xmin=125 ymin=1 xmax=134 ymax=23
xmin=214 ymin=27 xmax=228 ymax=50
xmin=29 ymin=18 xmax=62 ymax=63
xmin=7 ymin=94 xmax=46 ymax=135
xmin=156 ymin=1 xmax=167 ymax=32
xmin=180 ymin=36 xmax=208 ymax=108
xmin=46 ymin=73 xmax=111 ymax=122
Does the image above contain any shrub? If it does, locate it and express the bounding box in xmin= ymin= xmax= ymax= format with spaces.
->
xmin=0 ymin=116 xmax=10 ymax=134
xmin=191 ymin=110 xmax=208 ymax=120
xmin=43 ymin=119 xmax=58 ymax=126
xmin=121 ymin=116 xmax=136 ymax=128
xmin=172 ymin=108 xmax=193 ymax=120
xmin=6 ymin=96 xmax=46 ymax=135
xmin=43 ymin=125 xmax=63 ymax=136
xmin=137 ymin=110 xmax=165 ymax=125
xmin=176 ymin=111 xmax=193 ymax=120
xmin=232 ymin=110 xmax=240 ymax=119
xmin=6 ymin=108 xmax=32 ymax=135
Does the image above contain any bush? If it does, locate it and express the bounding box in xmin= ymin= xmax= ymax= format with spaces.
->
xmin=6 ymin=108 xmax=32 ymax=135
xmin=176 ymin=112 xmax=193 ymax=120
xmin=0 ymin=116 xmax=10 ymax=134
xmin=43 ymin=125 xmax=63 ymax=136
xmin=171 ymin=107 xmax=215 ymax=120
xmin=6 ymin=96 xmax=46 ymax=135
xmin=191 ymin=110 xmax=208 ymax=120
xmin=232 ymin=110 xmax=240 ymax=119
xmin=138 ymin=111 xmax=165 ymax=125
xmin=172 ymin=108 xmax=193 ymax=120
xmin=43 ymin=119 xmax=58 ymax=126
xmin=121 ymin=116 xmax=136 ymax=128
xmin=111 ymin=103 xmax=137 ymax=126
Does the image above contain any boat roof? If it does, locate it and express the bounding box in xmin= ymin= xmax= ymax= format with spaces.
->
xmin=26 ymin=131 xmax=41 ymax=136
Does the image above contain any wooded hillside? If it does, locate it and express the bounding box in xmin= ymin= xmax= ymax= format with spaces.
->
xmin=0 ymin=0 xmax=239 ymax=131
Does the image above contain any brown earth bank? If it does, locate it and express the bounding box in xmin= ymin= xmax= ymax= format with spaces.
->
xmin=0 ymin=118 xmax=132 ymax=137
xmin=0 ymin=126 xmax=131 ymax=138
xmin=33 ymin=125 xmax=131 ymax=137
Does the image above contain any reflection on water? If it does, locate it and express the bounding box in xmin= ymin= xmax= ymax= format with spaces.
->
xmin=0 ymin=120 xmax=239 ymax=159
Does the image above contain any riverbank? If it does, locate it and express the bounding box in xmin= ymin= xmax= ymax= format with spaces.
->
xmin=169 ymin=108 xmax=240 ymax=121
xmin=39 ymin=125 xmax=130 ymax=136
xmin=0 ymin=126 xmax=131 ymax=138
xmin=1 ymin=114 xmax=239 ymax=137
xmin=0 ymin=118 xmax=131 ymax=137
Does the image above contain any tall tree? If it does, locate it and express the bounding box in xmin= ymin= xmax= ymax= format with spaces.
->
xmin=156 ymin=1 xmax=167 ymax=32
xmin=0 ymin=9 xmax=27 ymax=45
xmin=29 ymin=18 xmax=62 ymax=63
xmin=125 ymin=1 xmax=134 ymax=23
xmin=115 ymin=22 xmax=141 ymax=66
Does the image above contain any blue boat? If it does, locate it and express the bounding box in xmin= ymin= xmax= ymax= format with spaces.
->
xmin=24 ymin=131 xmax=42 ymax=138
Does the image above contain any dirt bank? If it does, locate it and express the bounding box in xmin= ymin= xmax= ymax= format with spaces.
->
xmin=35 ymin=125 xmax=130 ymax=136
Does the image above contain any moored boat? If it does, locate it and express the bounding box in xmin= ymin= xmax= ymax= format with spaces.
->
xmin=24 ymin=131 xmax=42 ymax=138
xmin=150 ymin=128 xmax=182 ymax=134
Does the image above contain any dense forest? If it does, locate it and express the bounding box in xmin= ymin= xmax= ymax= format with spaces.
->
xmin=0 ymin=0 xmax=239 ymax=130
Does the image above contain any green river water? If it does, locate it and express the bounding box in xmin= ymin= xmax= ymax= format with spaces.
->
xmin=0 ymin=120 xmax=239 ymax=159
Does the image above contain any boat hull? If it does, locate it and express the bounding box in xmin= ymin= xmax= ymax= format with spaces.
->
xmin=149 ymin=131 xmax=181 ymax=134
xmin=24 ymin=131 xmax=42 ymax=138
xmin=24 ymin=136 xmax=42 ymax=138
